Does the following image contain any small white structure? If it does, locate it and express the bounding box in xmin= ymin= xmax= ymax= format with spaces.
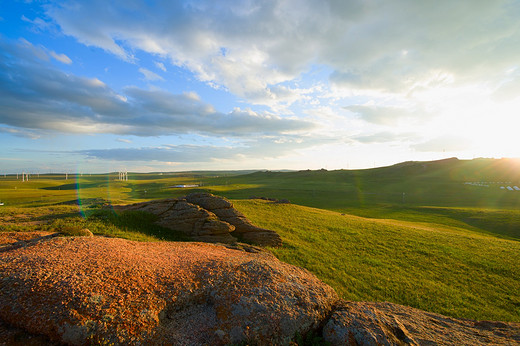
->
xmin=464 ymin=182 xmax=489 ymax=187
xmin=514 ymin=186 xmax=520 ymax=191
xmin=506 ymin=186 xmax=514 ymax=191
xmin=118 ymin=171 xmax=128 ymax=181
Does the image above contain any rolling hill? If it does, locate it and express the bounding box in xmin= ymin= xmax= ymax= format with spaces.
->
xmin=1 ymin=157 xmax=519 ymax=323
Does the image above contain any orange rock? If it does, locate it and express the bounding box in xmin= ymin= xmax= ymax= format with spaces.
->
xmin=0 ymin=236 xmax=337 ymax=345
xmin=323 ymin=301 xmax=520 ymax=345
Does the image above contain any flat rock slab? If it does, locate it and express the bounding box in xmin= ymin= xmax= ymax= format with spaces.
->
xmin=0 ymin=236 xmax=337 ymax=345
xmin=323 ymin=300 xmax=520 ymax=345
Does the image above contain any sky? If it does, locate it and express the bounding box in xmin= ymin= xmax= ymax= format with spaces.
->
xmin=1 ymin=0 xmax=520 ymax=173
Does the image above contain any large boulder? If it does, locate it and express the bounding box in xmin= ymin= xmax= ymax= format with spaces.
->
xmin=1 ymin=233 xmax=519 ymax=345
xmin=323 ymin=300 xmax=520 ymax=345
xmin=113 ymin=198 xmax=237 ymax=243
xmin=0 ymin=235 xmax=338 ymax=345
xmin=114 ymin=194 xmax=282 ymax=247
xmin=185 ymin=193 xmax=282 ymax=247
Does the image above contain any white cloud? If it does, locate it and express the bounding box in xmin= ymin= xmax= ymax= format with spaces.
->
xmin=47 ymin=0 xmax=520 ymax=103
xmin=21 ymin=15 xmax=53 ymax=32
xmin=353 ymin=131 xmax=418 ymax=144
xmin=116 ymin=138 xmax=132 ymax=143
xmin=412 ymin=135 xmax=473 ymax=153
xmin=492 ymin=73 xmax=520 ymax=102
xmin=49 ymin=50 xmax=72 ymax=64
xmin=78 ymin=135 xmax=328 ymax=163
xmin=17 ymin=38 xmax=72 ymax=65
xmin=154 ymin=61 xmax=167 ymax=72
xmin=18 ymin=38 xmax=49 ymax=61
xmin=139 ymin=67 xmax=164 ymax=81
xmin=0 ymin=126 xmax=41 ymax=139
xmin=344 ymin=104 xmax=433 ymax=126
xmin=0 ymin=38 xmax=315 ymax=137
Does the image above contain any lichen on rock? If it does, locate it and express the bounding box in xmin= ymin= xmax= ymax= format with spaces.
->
xmin=0 ymin=236 xmax=337 ymax=345
xmin=323 ymin=301 xmax=520 ymax=346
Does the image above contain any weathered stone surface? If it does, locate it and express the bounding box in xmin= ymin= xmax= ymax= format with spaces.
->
xmin=0 ymin=231 xmax=60 ymax=253
xmin=323 ymin=300 xmax=520 ymax=346
xmin=185 ymin=193 xmax=282 ymax=247
xmin=113 ymin=198 xmax=237 ymax=243
xmin=114 ymin=194 xmax=282 ymax=247
xmin=0 ymin=236 xmax=338 ymax=345
xmin=0 ymin=318 xmax=52 ymax=346
xmin=1 ymin=232 xmax=519 ymax=345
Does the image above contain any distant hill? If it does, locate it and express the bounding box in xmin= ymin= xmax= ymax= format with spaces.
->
xmin=247 ymin=157 xmax=520 ymax=184
xmin=388 ymin=157 xmax=520 ymax=182
xmin=217 ymin=158 xmax=520 ymax=210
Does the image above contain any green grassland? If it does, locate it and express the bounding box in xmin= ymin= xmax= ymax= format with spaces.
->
xmin=1 ymin=158 xmax=519 ymax=322
xmin=234 ymin=200 xmax=520 ymax=322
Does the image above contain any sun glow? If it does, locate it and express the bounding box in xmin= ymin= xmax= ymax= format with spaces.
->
xmin=412 ymin=82 xmax=520 ymax=159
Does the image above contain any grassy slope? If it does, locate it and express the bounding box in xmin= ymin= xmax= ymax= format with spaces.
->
xmin=205 ymin=158 xmax=520 ymax=240
xmin=215 ymin=158 xmax=520 ymax=210
xmin=234 ymin=200 xmax=520 ymax=322
xmin=1 ymin=159 xmax=519 ymax=322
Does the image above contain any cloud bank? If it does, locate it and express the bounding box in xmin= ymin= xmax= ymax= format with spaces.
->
xmin=0 ymin=38 xmax=314 ymax=137
xmin=48 ymin=0 xmax=520 ymax=100
xmin=79 ymin=135 xmax=327 ymax=163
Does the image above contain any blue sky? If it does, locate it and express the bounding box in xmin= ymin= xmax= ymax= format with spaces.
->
xmin=1 ymin=0 xmax=520 ymax=173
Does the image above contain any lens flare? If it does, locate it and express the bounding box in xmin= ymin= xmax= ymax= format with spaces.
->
xmin=75 ymin=166 xmax=117 ymax=218
xmin=75 ymin=172 xmax=86 ymax=218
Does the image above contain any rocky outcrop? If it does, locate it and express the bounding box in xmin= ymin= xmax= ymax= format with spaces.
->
xmin=113 ymin=198 xmax=237 ymax=244
xmin=114 ymin=193 xmax=282 ymax=247
xmin=1 ymin=233 xmax=519 ymax=345
xmin=0 ymin=235 xmax=337 ymax=345
xmin=185 ymin=193 xmax=282 ymax=247
xmin=323 ymin=301 xmax=520 ymax=345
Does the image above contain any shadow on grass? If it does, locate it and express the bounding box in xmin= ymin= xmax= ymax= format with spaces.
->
xmin=41 ymin=183 xmax=103 ymax=190
xmin=85 ymin=209 xmax=191 ymax=242
xmin=35 ymin=211 xmax=84 ymax=221
xmin=416 ymin=206 xmax=520 ymax=241
xmin=41 ymin=208 xmax=191 ymax=242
